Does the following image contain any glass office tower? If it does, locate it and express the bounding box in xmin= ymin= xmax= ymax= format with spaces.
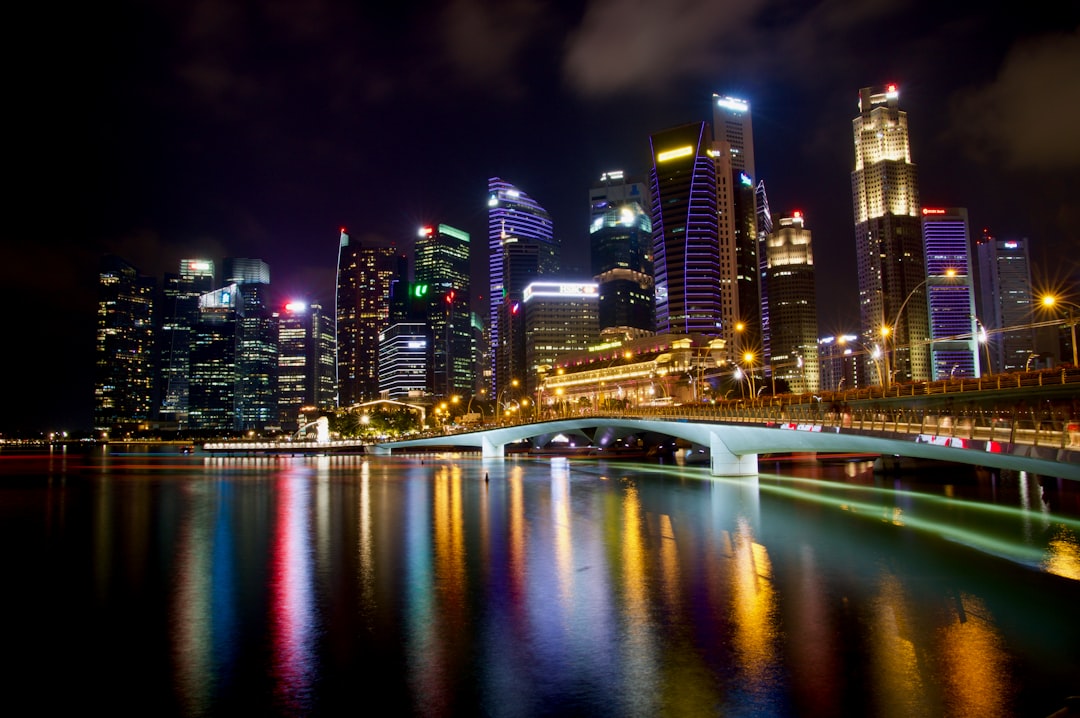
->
xmin=922 ymin=207 xmax=978 ymax=379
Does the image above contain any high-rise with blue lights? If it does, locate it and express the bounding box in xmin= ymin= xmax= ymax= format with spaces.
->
xmin=851 ymin=84 xmax=929 ymax=383
xmin=158 ymin=258 xmax=215 ymax=429
xmin=648 ymin=122 xmax=723 ymax=336
xmin=713 ymin=94 xmax=760 ymax=360
xmin=487 ymin=178 xmax=555 ymax=396
xmin=588 ymin=171 xmax=654 ymax=338
xmin=225 ymin=258 xmax=277 ymax=431
xmin=922 ymin=207 xmax=978 ymax=379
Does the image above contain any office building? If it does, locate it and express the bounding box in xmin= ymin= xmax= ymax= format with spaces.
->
xmin=764 ymin=212 xmax=819 ymax=394
xmin=336 ymin=228 xmax=399 ymax=406
xmin=649 ymin=122 xmax=723 ymax=337
xmin=225 ymin=258 xmax=277 ymax=431
xmin=818 ymin=335 xmax=873 ymax=391
xmin=488 ymin=178 xmax=555 ymax=396
xmin=93 ymin=255 xmax=156 ymax=434
xmin=522 ymin=281 xmax=601 ymax=394
xmin=588 ymin=170 xmax=654 ymax=338
xmin=712 ymin=94 xmax=760 ymax=360
xmin=188 ymin=285 xmax=239 ymax=433
xmin=755 ymin=181 xmax=773 ymax=372
xmin=851 ymin=84 xmax=929 ymax=384
xmin=276 ymin=301 xmax=335 ymax=430
xmin=378 ymin=322 xmax=431 ymax=400
xmin=922 ymin=208 xmax=978 ymax=379
xmin=415 ymin=223 xmax=473 ymax=398
xmin=158 ymin=258 xmax=215 ymax=428
xmin=976 ymin=231 xmax=1036 ymax=372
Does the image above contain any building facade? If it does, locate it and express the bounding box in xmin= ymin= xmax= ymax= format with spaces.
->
xmin=158 ymin=258 xmax=215 ymax=428
xmin=487 ymin=178 xmax=556 ymax=398
xmin=764 ymin=212 xmax=819 ymax=394
xmin=588 ymin=170 xmax=654 ymax=338
xmin=922 ymin=208 xmax=978 ymax=379
xmin=976 ymin=231 xmax=1036 ymax=372
xmin=522 ymin=281 xmax=601 ymax=395
xmin=851 ymin=84 xmax=929 ymax=384
xmin=336 ymin=228 xmax=399 ymax=406
xmin=225 ymin=258 xmax=277 ymax=431
xmin=415 ymin=223 xmax=473 ymax=399
xmin=378 ymin=322 xmax=431 ymax=400
xmin=94 ymin=255 xmax=156 ymax=434
xmin=277 ymin=301 xmax=336 ymax=431
xmin=649 ymin=122 xmax=723 ymax=337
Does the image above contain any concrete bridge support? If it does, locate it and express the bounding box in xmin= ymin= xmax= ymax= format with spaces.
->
xmin=368 ymin=444 xmax=391 ymax=456
xmin=709 ymin=431 xmax=758 ymax=476
xmin=481 ymin=436 xmax=505 ymax=458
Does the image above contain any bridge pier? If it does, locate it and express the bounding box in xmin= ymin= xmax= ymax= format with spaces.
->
xmin=709 ymin=431 xmax=758 ymax=476
xmin=481 ymin=436 xmax=505 ymax=458
xmin=368 ymin=444 xmax=391 ymax=456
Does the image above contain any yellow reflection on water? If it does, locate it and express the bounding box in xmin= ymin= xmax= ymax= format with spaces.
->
xmin=869 ymin=574 xmax=929 ymax=716
xmin=937 ymin=593 xmax=1010 ymax=717
xmin=1043 ymin=525 xmax=1080 ymax=580
xmin=731 ymin=517 xmax=777 ymax=685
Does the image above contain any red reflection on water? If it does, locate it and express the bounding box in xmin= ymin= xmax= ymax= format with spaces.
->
xmin=270 ymin=473 xmax=315 ymax=712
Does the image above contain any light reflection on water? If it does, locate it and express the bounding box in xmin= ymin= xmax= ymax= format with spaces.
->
xmin=3 ymin=448 xmax=1078 ymax=717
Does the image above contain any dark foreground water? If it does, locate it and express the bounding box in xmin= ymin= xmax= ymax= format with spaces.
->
xmin=2 ymin=446 xmax=1078 ymax=717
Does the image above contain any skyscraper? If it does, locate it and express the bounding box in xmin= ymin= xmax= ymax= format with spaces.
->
xmin=712 ymin=94 xmax=760 ymax=360
xmin=764 ymin=211 xmax=819 ymax=394
xmin=649 ymin=122 xmax=723 ymax=337
xmin=755 ymin=181 xmax=773 ymax=371
xmin=487 ymin=178 xmax=555 ymax=396
xmin=922 ymin=208 xmax=978 ymax=379
xmin=588 ymin=170 xmax=654 ymax=338
xmin=522 ymin=281 xmax=600 ymax=395
xmin=188 ymin=285 xmax=239 ymax=433
xmin=158 ymin=258 xmax=215 ymax=429
xmin=277 ymin=301 xmax=336 ymax=430
xmin=976 ymin=231 xmax=1036 ymax=372
xmin=851 ymin=84 xmax=928 ymax=384
xmin=224 ymin=258 xmax=277 ymax=431
xmin=336 ymin=228 xmax=399 ymax=406
xmin=94 ymin=255 xmax=155 ymax=434
xmin=415 ymin=223 xmax=472 ymax=398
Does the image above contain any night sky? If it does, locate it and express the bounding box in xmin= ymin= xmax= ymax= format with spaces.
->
xmin=8 ymin=1 xmax=1079 ymax=435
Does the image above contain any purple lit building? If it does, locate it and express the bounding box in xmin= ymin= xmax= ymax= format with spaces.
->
xmin=922 ymin=207 xmax=978 ymax=379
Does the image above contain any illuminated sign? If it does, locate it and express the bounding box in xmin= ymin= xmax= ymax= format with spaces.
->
xmin=418 ymin=226 xmax=433 ymax=237
xmin=715 ymin=95 xmax=749 ymax=113
xmin=657 ymin=146 xmax=693 ymax=162
xmin=407 ymin=341 xmax=426 ymax=349
xmin=412 ymin=284 xmax=429 ymax=298
xmin=523 ymin=283 xmax=600 ymax=301
xmin=740 ymin=172 xmax=753 ymax=187
xmin=1004 ymin=241 xmax=1018 ymax=249
xmin=600 ymin=170 xmax=624 ymax=181
xmin=922 ymin=208 xmax=946 ymax=215
xmin=285 ymin=301 xmax=307 ymax=313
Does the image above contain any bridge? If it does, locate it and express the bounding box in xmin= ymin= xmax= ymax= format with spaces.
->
xmin=206 ymin=368 xmax=1080 ymax=479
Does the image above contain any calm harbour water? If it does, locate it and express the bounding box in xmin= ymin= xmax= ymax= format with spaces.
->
xmin=3 ymin=445 xmax=1079 ymax=717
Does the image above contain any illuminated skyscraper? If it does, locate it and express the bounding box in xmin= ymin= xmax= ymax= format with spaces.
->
xmin=649 ymin=122 xmax=723 ymax=336
xmin=277 ymin=301 xmax=336 ymax=430
xmin=712 ymin=94 xmax=760 ymax=360
xmin=188 ymin=285 xmax=239 ymax=433
xmin=415 ymin=223 xmax=472 ymax=398
xmin=158 ymin=258 xmax=215 ymax=428
xmin=851 ymin=84 xmax=929 ymax=383
xmin=522 ymin=281 xmax=600 ymax=395
xmin=224 ymin=258 xmax=277 ymax=431
xmin=755 ymin=180 xmax=773 ymax=370
xmin=976 ymin=231 xmax=1036 ymax=372
xmin=487 ymin=178 xmax=555 ymax=396
xmin=94 ymin=255 xmax=155 ymax=434
xmin=336 ymin=228 xmax=399 ymax=405
xmin=588 ymin=170 xmax=654 ymax=338
xmin=921 ymin=208 xmax=978 ymax=379
xmin=764 ymin=212 xmax=819 ymax=394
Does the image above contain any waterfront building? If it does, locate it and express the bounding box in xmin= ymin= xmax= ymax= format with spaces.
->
xmin=755 ymin=180 xmax=773 ymax=372
xmin=158 ymin=258 xmax=215 ymax=429
xmin=415 ymin=223 xmax=472 ymax=398
xmin=648 ymin=122 xmax=723 ymax=337
xmin=522 ymin=281 xmax=601 ymax=395
xmin=188 ymin=285 xmax=239 ymax=433
xmin=378 ymin=322 xmax=430 ymax=400
xmin=712 ymin=94 xmax=761 ymax=361
xmin=818 ymin=335 xmax=872 ymax=391
xmin=93 ymin=255 xmax=156 ymax=434
xmin=588 ymin=170 xmax=654 ymax=338
xmin=764 ymin=212 xmax=819 ymax=394
xmin=487 ymin=178 xmax=556 ymax=398
xmin=851 ymin=84 xmax=929 ymax=384
xmin=336 ymin=228 xmax=399 ymax=405
xmin=921 ymin=208 xmax=978 ymax=379
xmin=224 ymin=258 xmax=277 ymax=431
xmin=976 ymin=231 xmax=1036 ymax=372
xmin=277 ymin=301 xmax=336 ymax=432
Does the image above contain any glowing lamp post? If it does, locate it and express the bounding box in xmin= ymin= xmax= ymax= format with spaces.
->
xmin=880 ymin=270 xmax=956 ymax=389
xmin=1041 ymin=295 xmax=1079 ymax=366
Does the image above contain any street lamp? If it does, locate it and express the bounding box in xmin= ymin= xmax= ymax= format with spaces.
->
xmin=880 ymin=269 xmax=956 ymax=388
xmin=497 ymin=378 xmax=520 ymax=420
xmin=971 ymin=314 xmax=993 ymax=376
xmin=742 ymin=351 xmax=757 ymax=399
xmin=1040 ymin=294 xmax=1079 ymax=366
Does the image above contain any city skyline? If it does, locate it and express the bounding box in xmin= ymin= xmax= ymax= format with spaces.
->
xmin=8 ymin=2 xmax=1079 ymax=434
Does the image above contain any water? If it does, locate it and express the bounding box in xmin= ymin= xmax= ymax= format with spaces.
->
xmin=3 ymin=446 xmax=1078 ymax=717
